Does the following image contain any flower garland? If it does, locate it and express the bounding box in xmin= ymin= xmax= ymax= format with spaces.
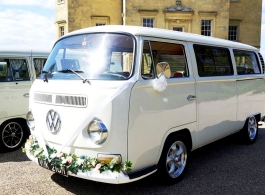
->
xmin=22 ymin=136 xmax=132 ymax=175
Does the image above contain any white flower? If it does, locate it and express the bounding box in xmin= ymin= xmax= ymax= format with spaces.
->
xmin=50 ymin=153 xmax=57 ymax=159
xmin=25 ymin=142 xmax=31 ymax=151
xmin=77 ymin=158 xmax=84 ymax=166
xmin=62 ymin=158 xmax=67 ymax=164
xmin=57 ymin=153 xmax=63 ymax=158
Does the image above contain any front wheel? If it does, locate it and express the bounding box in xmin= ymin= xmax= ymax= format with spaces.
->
xmin=0 ymin=120 xmax=26 ymax=152
xmin=157 ymin=135 xmax=189 ymax=184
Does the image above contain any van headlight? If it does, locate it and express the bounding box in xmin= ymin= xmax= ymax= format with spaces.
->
xmin=87 ymin=119 xmax=108 ymax=144
xmin=26 ymin=111 xmax=35 ymax=130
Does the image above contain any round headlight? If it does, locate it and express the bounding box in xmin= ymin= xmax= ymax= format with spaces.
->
xmin=87 ymin=119 xmax=108 ymax=144
xmin=26 ymin=111 xmax=35 ymax=130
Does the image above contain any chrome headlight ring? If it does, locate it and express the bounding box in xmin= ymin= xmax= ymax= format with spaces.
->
xmin=87 ymin=119 xmax=108 ymax=144
xmin=26 ymin=111 xmax=35 ymax=130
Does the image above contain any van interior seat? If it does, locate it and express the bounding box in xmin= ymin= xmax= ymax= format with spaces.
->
xmin=173 ymin=72 xmax=183 ymax=78
xmin=121 ymin=71 xmax=130 ymax=77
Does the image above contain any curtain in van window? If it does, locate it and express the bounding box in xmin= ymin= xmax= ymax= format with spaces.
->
xmin=9 ymin=59 xmax=25 ymax=79
xmin=8 ymin=59 xmax=29 ymax=81
xmin=34 ymin=58 xmax=46 ymax=77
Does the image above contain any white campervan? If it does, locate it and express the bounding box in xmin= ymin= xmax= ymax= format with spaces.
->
xmin=24 ymin=26 xmax=265 ymax=184
xmin=0 ymin=50 xmax=49 ymax=152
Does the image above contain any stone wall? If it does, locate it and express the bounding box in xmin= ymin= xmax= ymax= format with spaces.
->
xmin=55 ymin=0 xmax=262 ymax=48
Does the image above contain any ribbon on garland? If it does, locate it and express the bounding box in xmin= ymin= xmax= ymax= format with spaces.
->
xmin=152 ymin=62 xmax=170 ymax=92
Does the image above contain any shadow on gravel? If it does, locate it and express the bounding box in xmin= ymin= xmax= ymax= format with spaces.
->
xmin=49 ymin=127 xmax=265 ymax=195
xmin=0 ymin=148 xmax=29 ymax=163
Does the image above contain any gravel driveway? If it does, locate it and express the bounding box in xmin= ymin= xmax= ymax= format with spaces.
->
xmin=1 ymin=124 xmax=265 ymax=195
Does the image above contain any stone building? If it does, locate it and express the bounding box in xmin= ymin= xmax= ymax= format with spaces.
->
xmin=55 ymin=0 xmax=262 ymax=48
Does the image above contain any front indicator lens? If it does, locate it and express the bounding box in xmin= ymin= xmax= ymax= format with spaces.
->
xmin=98 ymin=154 xmax=121 ymax=164
xmin=87 ymin=119 xmax=108 ymax=144
xmin=26 ymin=111 xmax=35 ymax=130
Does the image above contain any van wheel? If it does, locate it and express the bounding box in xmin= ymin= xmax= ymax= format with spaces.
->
xmin=241 ymin=116 xmax=258 ymax=144
xmin=157 ymin=134 xmax=188 ymax=184
xmin=0 ymin=120 xmax=25 ymax=152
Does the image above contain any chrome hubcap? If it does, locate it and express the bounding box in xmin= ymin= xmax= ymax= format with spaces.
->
xmin=166 ymin=141 xmax=187 ymax=178
xmin=248 ymin=116 xmax=257 ymax=140
xmin=2 ymin=122 xmax=23 ymax=148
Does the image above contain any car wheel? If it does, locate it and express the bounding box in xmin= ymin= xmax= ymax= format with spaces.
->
xmin=0 ymin=120 xmax=25 ymax=152
xmin=157 ymin=134 xmax=189 ymax=185
xmin=241 ymin=116 xmax=258 ymax=144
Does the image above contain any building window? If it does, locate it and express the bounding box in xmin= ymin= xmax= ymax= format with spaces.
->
xmin=57 ymin=0 xmax=64 ymax=4
xmin=96 ymin=23 xmax=106 ymax=26
xmin=143 ymin=18 xmax=154 ymax=28
xmin=60 ymin=26 xmax=64 ymax=36
xmin=201 ymin=20 xmax=212 ymax=36
xmin=228 ymin=26 xmax=238 ymax=41
xmin=173 ymin=27 xmax=183 ymax=32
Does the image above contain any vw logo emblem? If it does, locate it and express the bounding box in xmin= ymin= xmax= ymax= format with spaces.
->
xmin=46 ymin=109 xmax=61 ymax=134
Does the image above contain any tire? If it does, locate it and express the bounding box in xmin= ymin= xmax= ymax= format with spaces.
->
xmin=241 ymin=116 xmax=258 ymax=144
xmin=157 ymin=134 xmax=189 ymax=185
xmin=0 ymin=120 xmax=27 ymax=152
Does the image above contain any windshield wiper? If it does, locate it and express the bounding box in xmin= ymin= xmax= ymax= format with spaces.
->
xmin=42 ymin=70 xmax=49 ymax=83
xmin=58 ymin=69 xmax=90 ymax=84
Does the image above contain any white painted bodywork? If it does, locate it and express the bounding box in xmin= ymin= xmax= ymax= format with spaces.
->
xmin=26 ymin=25 xmax=265 ymax=184
xmin=0 ymin=50 xmax=49 ymax=125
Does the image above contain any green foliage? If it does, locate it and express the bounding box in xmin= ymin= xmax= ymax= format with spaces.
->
xmin=23 ymin=137 xmax=133 ymax=175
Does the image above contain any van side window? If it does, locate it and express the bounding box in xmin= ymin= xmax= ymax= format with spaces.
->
xmin=0 ymin=59 xmax=30 ymax=81
xmin=141 ymin=41 xmax=188 ymax=79
xmin=233 ymin=50 xmax=261 ymax=74
xmin=194 ymin=45 xmax=233 ymax=77
xmin=33 ymin=58 xmax=47 ymax=77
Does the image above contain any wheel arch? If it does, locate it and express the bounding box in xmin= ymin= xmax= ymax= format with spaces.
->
xmin=156 ymin=128 xmax=193 ymax=163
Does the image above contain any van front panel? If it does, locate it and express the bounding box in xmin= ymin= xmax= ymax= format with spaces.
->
xmin=30 ymin=79 xmax=132 ymax=158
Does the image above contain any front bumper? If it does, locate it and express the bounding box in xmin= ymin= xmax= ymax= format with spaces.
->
xmin=26 ymin=151 xmax=132 ymax=184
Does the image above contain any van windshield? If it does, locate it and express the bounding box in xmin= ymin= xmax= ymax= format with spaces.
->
xmin=42 ymin=33 xmax=134 ymax=81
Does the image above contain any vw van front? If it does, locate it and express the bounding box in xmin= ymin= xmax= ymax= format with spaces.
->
xmin=24 ymin=30 xmax=137 ymax=183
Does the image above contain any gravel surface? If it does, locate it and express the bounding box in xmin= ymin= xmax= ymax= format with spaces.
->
xmin=1 ymin=124 xmax=265 ymax=195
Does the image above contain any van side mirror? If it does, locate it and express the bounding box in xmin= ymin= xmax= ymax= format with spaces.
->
xmin=156 ymin=62 xmax=171 ymax=78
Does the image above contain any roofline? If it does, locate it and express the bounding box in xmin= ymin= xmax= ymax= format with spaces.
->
xmin=0 ymin=50 xmax=50 ymax=57
xmin=59 ymin=25 xmax=258 ymax=51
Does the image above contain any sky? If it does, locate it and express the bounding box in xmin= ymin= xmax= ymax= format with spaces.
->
xmin=0 ymin=0 xmax=56 ymax=52
xmin=0 ymin=0 xmax=264 ymax=55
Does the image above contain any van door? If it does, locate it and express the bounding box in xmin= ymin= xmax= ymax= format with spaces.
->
xmin=0 ymin=58 xmax=32 ymax=119
xmin=128 ymin=38 xmax=196 ymax=170
xmin=191 ymin=44 xmax=237 ymax=146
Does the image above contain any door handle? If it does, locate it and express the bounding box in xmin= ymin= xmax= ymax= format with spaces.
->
xmin=23 ymin=93 xmax=29 ymax=98
xmin=187 ymin=95 xmax=196 ymax=101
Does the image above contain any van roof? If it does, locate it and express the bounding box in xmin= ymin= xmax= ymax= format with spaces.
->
xmin=0 ymin=50 xmax=49 ymax=57
xmin=62 ymin=25 xmax=257 ymax=51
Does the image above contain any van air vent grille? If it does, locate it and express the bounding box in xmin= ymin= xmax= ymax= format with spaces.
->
xmin=55 ymin=95 xmax=87 ymax=107
xmin=258 ymin=53 xmax=264 ymax=73
xmin=34 ymin=93 xmax=52 ymax=103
